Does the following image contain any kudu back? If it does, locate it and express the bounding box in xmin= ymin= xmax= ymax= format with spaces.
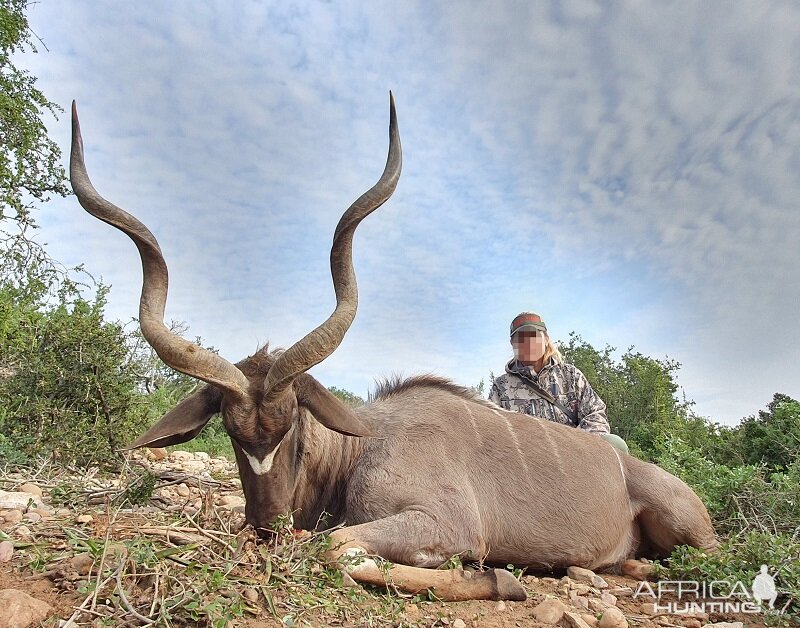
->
xmin=70 ymin=95 xmax=717 ymax=602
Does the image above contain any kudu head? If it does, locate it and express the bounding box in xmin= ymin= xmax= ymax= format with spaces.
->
xmin=70 ymin=95 xmax=401 ymax=532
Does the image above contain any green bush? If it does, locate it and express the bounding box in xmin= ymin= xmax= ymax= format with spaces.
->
xmin=658 ymin=531 xmax=799 ymax=621
xmin=0 ymin=284 xmax=148 ymax=467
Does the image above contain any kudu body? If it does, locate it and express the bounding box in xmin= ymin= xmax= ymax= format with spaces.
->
xmin=70 ymin=96 xmax=717 ymax=601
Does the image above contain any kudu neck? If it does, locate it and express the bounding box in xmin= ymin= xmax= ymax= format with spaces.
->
xmin=291 ymin=408 xmax=367 ymax=530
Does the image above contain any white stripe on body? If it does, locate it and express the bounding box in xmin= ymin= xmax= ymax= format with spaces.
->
xmin=462 ymin=400 xmax=483 ymax=446
xmin=492 ymin=409 xmax=531 ymax=477
xmin=611 ymin=446 xmax=634 ymax=518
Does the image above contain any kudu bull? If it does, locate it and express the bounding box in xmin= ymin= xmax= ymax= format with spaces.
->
xmin=70 ymin=95 xmax=717 ymax=602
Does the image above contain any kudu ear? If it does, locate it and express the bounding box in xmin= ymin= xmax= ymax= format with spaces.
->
xmin=125 ymin=385 xmax=223 ymax=449
xmin=295 ymin=376 xmax=377 ymax=438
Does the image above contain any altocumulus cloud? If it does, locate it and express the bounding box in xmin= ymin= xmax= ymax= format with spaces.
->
xmin=21 ymin=0 xmax=800 ymax=425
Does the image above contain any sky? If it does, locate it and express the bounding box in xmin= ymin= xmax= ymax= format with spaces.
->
xmin=17 ymin=1 xmax=800 ymax=426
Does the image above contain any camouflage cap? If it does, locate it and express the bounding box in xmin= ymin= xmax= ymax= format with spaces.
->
xmin=510 ymin=312 xmax=547 ymax=337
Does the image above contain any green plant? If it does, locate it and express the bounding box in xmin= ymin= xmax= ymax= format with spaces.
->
xmin=657 ymin=531 xmax=799 ymax=621
xmin=118 ymin=469 xmax=157 ymax=507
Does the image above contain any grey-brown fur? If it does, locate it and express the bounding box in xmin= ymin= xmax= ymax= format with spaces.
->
xmin=69 ymin=94 xmax=716 ymax=600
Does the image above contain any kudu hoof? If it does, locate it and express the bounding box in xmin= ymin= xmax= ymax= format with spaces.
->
xmin=489 ymin=568 xmax=527 ymax=601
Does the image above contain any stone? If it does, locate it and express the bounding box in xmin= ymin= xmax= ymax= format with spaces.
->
xmin=1 ymin=509 xmax=23 ymax=523
xmin=0 ymin=588 xmax=52 ymax=628
xmin=14 ymin=525 xmax=31 ymax=538
xmin=148 ymin=447 xmax=168 ymax=460
xmin=22 ymin=512 xmax=41 ymax=524
xmin=180 ymin=460 xmax=207 ymax=473
xmin=567 ymin=566 xmax=608 ymax=589
xmin=0 ymin=490 xmax=43 ymax=511
xmin=639 ymin=602 xmax=657 ymax=615
xmin=571 ymin=583 xmax=592 ymax=594
xmin=0 ymin=540 xmax=13 ymax=562
xmin=242 ymin=587 xmax=259 ymax=603
xmin=531 ymin=597 xmax=566 ymax=624
xmin=600 ymin=592 xmax=617 ymax=606
xmin=171 ymin=450 xmax=194 ymax=461
xmin=580 ymin=613 xmax=599 ymax=627
xmin=76 ymin=514 xmax=93 ymax=524
xmin=701 ymin=624 xmax=744 ymax=628
xmin=607 ymin=586 xmax=633 ymax=597
xmin=70 ymin=552 xmax=95 ymax=575
xmin=598 ymin=606 xmax=628 ymax=628
xmin=194 ymin=451 xmax=210 ymax=460
xmin=219 ymin=495 xmax=246 ymax=508
xmin=562 ymin=611 xmax=594 ymax=628
xmin=569 ymin=590 xmax=590 ymax=611
xmin=55 ymin=508 xmax=72 ymax=517
xmin=18 ymin=484 xmax=43 ymax=498
xmin=684 ymin=621 xmax=702 ymax=628
xmin=452 ymin=620 xmax=466 ymax=628
xmin=494 ymin=601 xmax=506 ymax=612
xmin=176 ymin=483 xmax=191 ymax=497
xmin=588 ymin=598 xmax=608 ymax=613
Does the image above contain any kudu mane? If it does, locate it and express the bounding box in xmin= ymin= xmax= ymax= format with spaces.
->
xmin=370 ymin=374 xmax=495 ymax=408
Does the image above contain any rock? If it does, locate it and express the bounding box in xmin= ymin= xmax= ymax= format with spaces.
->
xmin=180 ymin=460 xmax=207 ymax=473
xmin=562 ymin=611 xmax=594 ymax=628
xmin=607 ymin=586 xmax=633 ymax=597
xmin=0 ymin=540 xmax=13 ymax=562
xmin=219 ymin=495 xmax=246 ymax=508
xmin=171 ymin=450 xmax=194 ymax=461
xmin=571 ymin=583 xmax=592 ymax=594
xmin=494 ymin=601 xmax=506 ymax=612
xmin=22 ymin=512 xmax=41 ymax=524
xmin=684 ymin=621 xmax=702 ymax=628
xmin=598 ymin=606 xmax=628 ymax=628
xmin=1 ymin=509 xmax=23 ymax=523
xmin=242 ymin=587 xmax=259 ymax=603
xmin=176 ymin=483 xmax=191 ymax=497
xmin=148 ymin=447 xmax=168 ymax=460
xmin=569 ymin=590 xmax=590 ymax=611
xmin=701 ymin=624 xmax=744 ymax=628
xmin=55 ymin=508 xmax=72 ymax=517
xmin=76 ymin=514 xmax=93 ymax=524
xmin=14 ymin=525 xmax=31 ymax=538
xmin=18 ymin=484 xmax=43 ymax=498
xmin=194 ymin=451 xmax=210 ymax=460
xmin=531 ymin=597 xmax=566 ymax=624
xmin=639 ymin=602 xmax=657 ymax=615
xmin=0 ymin=588 xmax=52 ymax=628
xmin=600 ymin=591 xmax=617 ymax=606
xmin=70 ymin=552 xmax=95 ymax=575
xmin=0 ymin=490 xmax=43 ymax=511
xmin=588 ymin=598 xmax=608 ymax=613
xmin=453 ymin=620 xmax=467 ymax=628
xmin=581 ymin=613 xmax=599 ymax=627
xmin=567 ymin=566 xmax=608 ymax=589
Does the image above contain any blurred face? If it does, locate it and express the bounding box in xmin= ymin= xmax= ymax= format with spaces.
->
xmin=511 ymin=330 xmax=547 ymax=365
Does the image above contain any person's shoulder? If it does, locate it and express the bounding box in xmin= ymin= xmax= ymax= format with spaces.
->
xmin=493 ymin=372 xmax=511 ymax=386
xmin=558 ymin=362 xmax=586 ymax=379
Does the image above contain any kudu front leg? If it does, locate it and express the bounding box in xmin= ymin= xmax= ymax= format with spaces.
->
xmin=326 ymin=513 xmax=526 ymax=602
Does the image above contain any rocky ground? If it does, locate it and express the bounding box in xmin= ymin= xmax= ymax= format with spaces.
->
xmin=0 ymin=450 xmax=766 ymax=627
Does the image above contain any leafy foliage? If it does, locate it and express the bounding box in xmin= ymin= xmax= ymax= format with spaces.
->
xmin=328 ymin=385 xmax=365 ymax=407
xmin=0 ymin=0 xmax=68 ymax=235
xmin=0 ymin=284 xmax=148 ymax=466
xmin=732 ymin=394 xmax=800 ymax=471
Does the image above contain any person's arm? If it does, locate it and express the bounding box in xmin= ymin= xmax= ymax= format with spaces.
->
xmin=571 ymin=367 xmax=610 ymax=433
xmin=488 ymin=378 xmax=506 ymax=408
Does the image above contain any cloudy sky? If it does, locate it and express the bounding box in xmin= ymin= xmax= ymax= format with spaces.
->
xmin=19 ymin=1 xmax=800 ymax=426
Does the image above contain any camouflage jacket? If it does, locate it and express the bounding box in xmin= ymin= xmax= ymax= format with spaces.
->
xmin=489 ymin=358 xmax=610 ymax=434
